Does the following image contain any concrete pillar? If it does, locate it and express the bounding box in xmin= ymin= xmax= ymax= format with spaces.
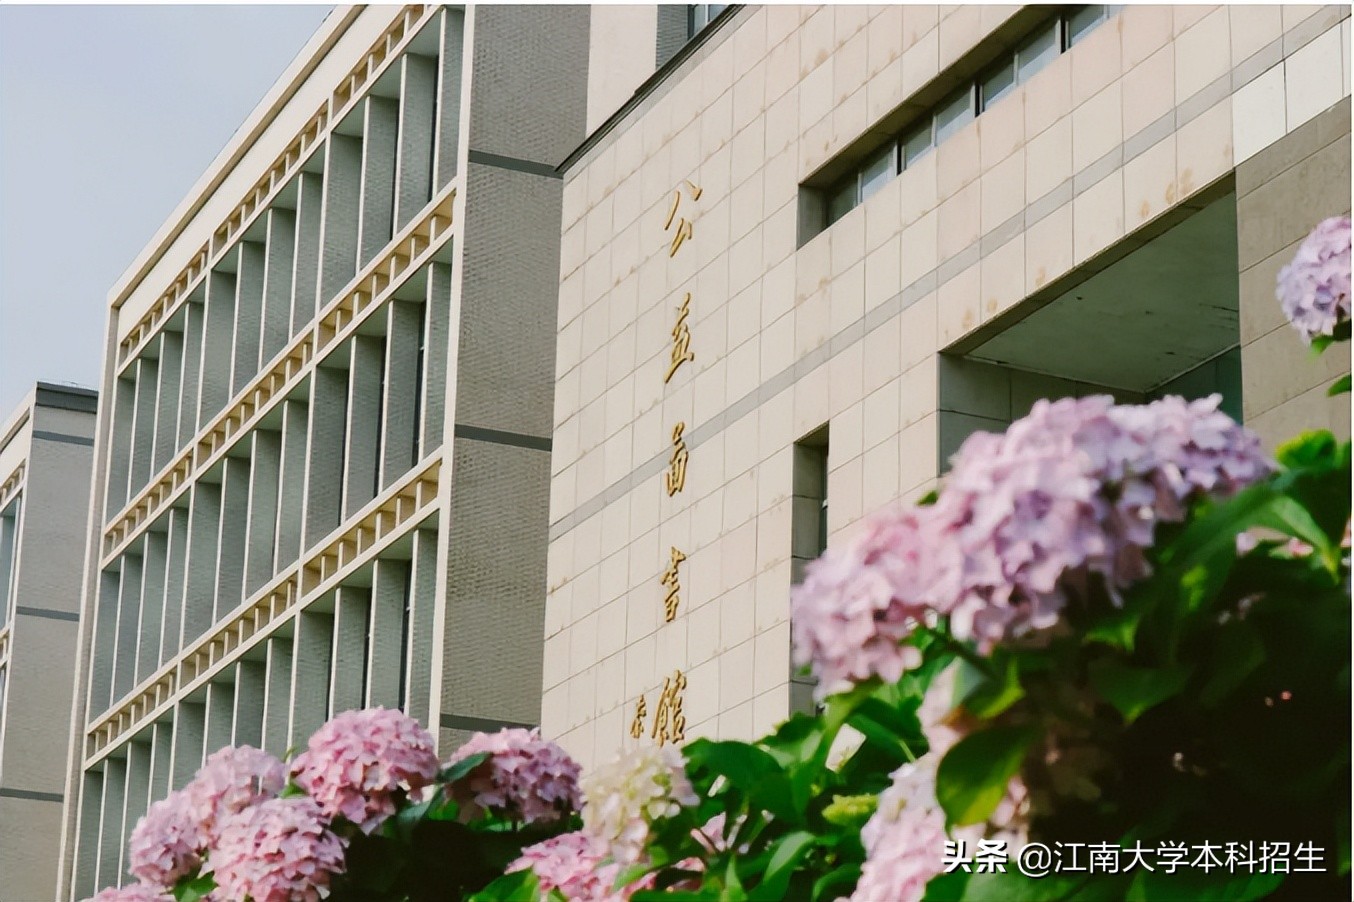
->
xmin=199 ymin=269 xmax=237 ymax=426
xmin=344 ymin=335 xmax=384 ymax=517
xmin=396 ymin=53 xmax=437 ymax=229
xmin=274 ymin=399 xmax=308 ymax=566
xmin=178 ymin=291 xmax=206 ymax=447
xmin=404 ymin=528 xmax=437 ymax=726
xmin=244 ymin=430 xmax=282 ymax=596
xmin=135 ymin=530 xmax=168 ymax=685
xmin=204 ymin=680 xmax=234 ymax=758
xmin=382 ymin=301 xmax=422 ymax=487
xmin=170 ymin=700 xmax=205 ymax=790
xmin=183 ymin=482 xmax=222 ymax=642
xmin=367 ymin=558 xmax=408 ymax=709
xmin=153 ymin=330 xmax=184 ymax=473
xmin=232 ymin=240 xmax=266 ymax=396
xmin=433 ymin=9 xmax=465 ymax=188
xmin=233 ymin=659 xmax=266 ymax=747
xmin=421 ymin=261 xmax=453 ymax=452
xmin=358 ymin=96 xmax=399 ymax=268
xmin=129 ymin=356 xmax=160 ymax=494
xmin=291 ymin=171 xmax=325 ymax=330
xmin=112 ymin=552 xmax=144 ymax=703
xmin=94 ymin=757 xmax=125 ymax=889
xmin=290 ymin=607 xmax=334 ymax=747
xmin=329 ymin=586 xmax=371 ymax=715
xmin=319 ymin=134 xmax=363 ymax=306
xmin=262 ymin=634 xmax=293 ymax=755
xmin=214 ymin=456 xmax=251 ymax=622
xmin=160 ymin=507 xmax=189 ymax=667
xmin=304 ymin=364 xmax=349 ymax=547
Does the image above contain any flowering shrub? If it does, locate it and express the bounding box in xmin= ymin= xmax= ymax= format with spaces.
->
xmin=188 ymin=746 xmax=287 ymax=841
xmin=88 ymin=219 xmax=1349 ymax=902
xmin=446 ymin=727 xmax=582 ymax=825
xmin=212 ymin=797 xmax=346 ymax=902
xmin=127 ymin=790 xmax=202 ymax=887
xmin=1277 ymin=215 xmax=1351 ymax=345
xmin=290 ymin=708 xmax=440 ymax=833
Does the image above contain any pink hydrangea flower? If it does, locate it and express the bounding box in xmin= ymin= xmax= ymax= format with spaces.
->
xmin=508 ymin=830 xmax=655 ymax=901
xmin=83 ymin=884 xmax=173 ymax=902
xmin=212 ymin=797 xmax=346 ymax=902
xmin=185 ymin=745 xmax=286 ymax=842
xmin=290 ymin=707 xmax=439 ymax=833
xmin=444 ymin=727 xmax=582 ymax=824
xmin=127 ymin=789 xmax=203 ymax=887
xmin=1276 ymin=216 xmax=1351 ymax=344
xmin=791 ymin=507 xmax=933 ymax=699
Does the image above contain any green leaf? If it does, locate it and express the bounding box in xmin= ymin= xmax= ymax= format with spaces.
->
xmin=1198 ymin=620 xmax=1266 ymax=707
xmin=811 ymin=864 xmax=862 ymax=902
xmin=958 ymin=654 xmax=1025 ymax=719
xmin=753 ymin=831 xmax=817 ymax=900
xmin=173 ymin=874 xmax=216 ymax=902
xmin=1274 ymin=429 xmax=1338 ymax=469
xmin=1250 ymin=494 xmax=1333 ymax=559
xmin=467 ymin=867 xmax=541 ymax=902
xmin=1083 ymin=592 xmax=1150 ymax=652
xmin=935 ymin=726 xmax=1037 ymax=827
xmin=685 ymin=740 xmax=802 ymax=824
xmin=614 ymin=862 xmax=657 ymax=892
xmin=722 ymin=857 xmax=749 ymax=902
xmin=441 ymin=751 xmax=490 ymax=784
xmin=1329 ymin=374 xmax=1352 ymax=396
xmin=1088 ymin=659 xmax=1191 ymax=724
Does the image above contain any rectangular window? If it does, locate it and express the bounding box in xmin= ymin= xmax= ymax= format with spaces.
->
xmin=1066 ymin=5 xmax=1106 ymax=47
xmin=980 ymin=59 xmax=1016 ymax=111
xmin=933 ymin=87 xmax=975 ymax=144
xmin=806 ymin=6 xmax=1119 ymax=243
xmin=859 ymin=143 xmax=897 ymax=202
xmin=902 ymin=120 xmax=934 ymax=167
xmin=791 ymin=428 xmax=829 ymax=715
xmin=1016 ymin=22 xmax=1060 ymax=83
xmin=826 ymin=177 xmax=857 ymax=226
xmin=688 ymin=4 xmax=727 ymax=38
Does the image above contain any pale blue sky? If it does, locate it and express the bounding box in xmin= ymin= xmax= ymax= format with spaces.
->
xmin=0 ymin=4 xmax=334 ymax=417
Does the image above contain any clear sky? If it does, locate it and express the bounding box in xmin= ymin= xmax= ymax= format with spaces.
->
xmin=0 ymin=4 xmax=334 ymax=418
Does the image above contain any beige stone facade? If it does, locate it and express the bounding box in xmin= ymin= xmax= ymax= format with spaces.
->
xmin=544 ymin=5 xmax=1352 ymax=770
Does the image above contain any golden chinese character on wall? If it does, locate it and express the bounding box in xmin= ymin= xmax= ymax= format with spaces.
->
xmin=660 ymin=545 xmax=686 ymax=622
xmin=664 ymin=422 xmax=688 ymax=496
xmin=650 ymin=669 xmax=687 ymax=746
xmin=629 ymin=695 xmax=647 ymax=739
xmin=664 ymin=292 xmax=695 ymax=383
xmin=664 ymin=179 xmax=702 ymax=257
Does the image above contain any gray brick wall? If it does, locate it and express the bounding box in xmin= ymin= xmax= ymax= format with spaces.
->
xmin=468 ymin=5 xmax=590 ymax=167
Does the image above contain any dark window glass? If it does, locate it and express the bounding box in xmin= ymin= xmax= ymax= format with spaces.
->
xmin=980 ymin=59 xmax=1017 ymax=111
xmin=1067 ymin=5 xmax=1106 ymax=47
xmin=860 ymin=144 xmax=897 ymax=201
xmin=826 ymin=177 xmax=857 ymax=225
xmin=1016 ymin=23 xmax=1059 ymax=83
xmin=902 ymin=120 xmax=933 ymax=167
xmin=688 ymin=4 xmax=727 ymax=38
xmin=934 ymin=87 xmax=975 ymax=143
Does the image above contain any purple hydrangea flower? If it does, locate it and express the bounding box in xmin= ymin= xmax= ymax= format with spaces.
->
xmin=1276 ymin=216 xmax=1351 ymax=344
